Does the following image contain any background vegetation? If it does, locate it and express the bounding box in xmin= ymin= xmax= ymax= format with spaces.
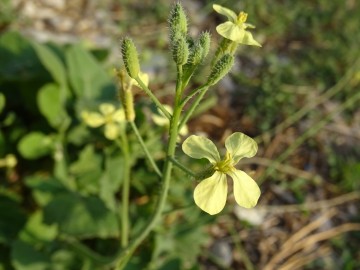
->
xmin=1 ymin=0 xmax=359 ymax=269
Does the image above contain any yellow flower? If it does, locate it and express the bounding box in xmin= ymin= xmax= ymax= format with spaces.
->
xmin=213 ymin=4 xmax=261 ymax=47
xmin=152 ymin=105 xmax=188 ymax=137
xmin=81 ymin=103 xmax=125 ymax=140
xmin=182 ymin=132 xmax=260 ymax=215
xmin=0 ymin=154 xmax=17 ymax=168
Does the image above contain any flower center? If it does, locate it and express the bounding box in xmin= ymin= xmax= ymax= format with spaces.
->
xmin=214 ymin=152 xmax=234 ymax=173
xmin=237 ymin=11 xmax=248 ymax=24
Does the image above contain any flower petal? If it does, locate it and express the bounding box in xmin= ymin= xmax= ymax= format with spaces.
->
xmin=99 ymin=103 xmax=115 ymax=116
xmin=104 ymin=123 xmax=119 ymax=140
xmin=213 ymin=4 xmax=237 ymax=22
xmin=240 ymin=31 xmax=262 ymax=47
xmin=152 ymin=105 xmax=172 ymax=127
xmin=225 ymin=132 xmax=258 ymax=163
xmin=228 ymin=170 xmax=260 ymax=208
xmin=194 ymin=171 xmax=227 ymax=215
xmin=81 ymin=111 xmax=105 ymax=127
xmin=216 ymin=22 xmax=244 ymax=42
xmin=113 ymin=109 xmax=125 ymax=123
xmin=182 ymin=135 xmax=220 ymax=163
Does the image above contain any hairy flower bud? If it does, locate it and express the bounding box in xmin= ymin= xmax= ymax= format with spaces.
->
xmin=207 ymin=54 xmax=234 ymax=86
xmin=199 ymin=31 xmax=211 ymax=59
xmin=121 ymin=38 xmax=140 ymax=79
xmin=169 ymin=3 xmax=188 ymax=38
xmin=172 ymin=36 xmax=189 ymax=65
xmin=116 ymin=68 xmax=135 ymax=122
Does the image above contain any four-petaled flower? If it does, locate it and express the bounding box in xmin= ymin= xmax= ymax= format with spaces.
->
xmin=81 ymin=103 xmax=125 ymax=140
xmin=182 ymin=132 xmax=261 ymax=215
xmin=213 ymin=4 xmax=261 ymax=47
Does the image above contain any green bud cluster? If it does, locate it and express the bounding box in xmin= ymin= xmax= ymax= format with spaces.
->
xmin=187 ymin=32 xmax=211 ymax=65
xmin=121 ymin=38 xmax=140 ymax=78
xmin=169 ymin=3 xmax=190 ymax=66
xmin=207 ymin=54 xmax=234 ymax=86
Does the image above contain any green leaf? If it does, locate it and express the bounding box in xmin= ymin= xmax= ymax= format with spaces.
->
xmin=11 ymin=240 xmax=51 ymax=270
xmin=43 ymin=193 xmax=119 ymax=238
xmin=0 ymin=195 xmax=26 ymax=244
xmin=100 ymin=155 xmax=124 ymax=210
xmin=66 ymin=44 xmax=116 ymax=100
xmin=0 ymin=93 xmax=5 ymax=114
xmin=37 ymin=83 xmax=69 ymax=128
xmin=69 ymin=145 xmax=102 ymax=195
xmin=17 ymin=132 xmax=53 ymax=159
xmin=25 ymin=176 xmax=67 ymax=206
xmin=19 ymin=211 xmax=58 ymax=244
xmin=0 ymin=32 xmax=44 ymax=81
xmin=31 ymin=42 xmax=67 ymax=88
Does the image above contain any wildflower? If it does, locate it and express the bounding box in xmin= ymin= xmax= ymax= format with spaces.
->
xmin=182 ymin=132 xmax=260 ymax=215
xmin=81 ymin=103 xmax=125 ymax=140
xmin=0 ymin=154 xmax=17 ymax=169
xmin=152 ymin=105 xmax=188 ymax=137
xmin=213 ymin=4 xmax=261 ymax=47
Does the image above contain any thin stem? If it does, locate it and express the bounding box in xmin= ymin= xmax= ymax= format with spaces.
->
xmin=168 ymin=156 xmax=196 ymax=177
xmin=129 ymin=121 xmax=162 ymax=177
xmin=135 ymin=76 xmax=171 ymax=119
xmin=117 ymin=135 xmax=131 ymax=248
xmin=180 ymin=84 xmax=208 ymax=108
xmin=179 ymin=85 xmax=209 ymax=129
xmin=115 ymin=66 xmax=185 ymax=269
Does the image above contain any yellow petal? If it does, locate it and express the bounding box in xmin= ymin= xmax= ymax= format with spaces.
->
xmin=182 ymin=135 xmax=220 ymax=163
xmin=225 ymin=132 xmax=258 ymax=163
xmin=152 ymin=105 xmax=172 ymax=127
xmin=216 ymin=22 xmax=244 ymax=42
xmin=99 ymin=103 xmax=116 ymax=116
xmin=228 ymin=170 xmax=260 ymax=208
xmin=104 ymin=123 xmax=119 ymax=140
xmin=81 ymin=111 xmax=105 ymax=127
xmin=194 ymin=171 xmax=227 ymax=215
xmin=213 ymin=4 xmax=237 ymax=22
xmin=113 ymin=109 xmax=125 ymax=123
xmin=240 ymin=31 xmax=262 ymax=47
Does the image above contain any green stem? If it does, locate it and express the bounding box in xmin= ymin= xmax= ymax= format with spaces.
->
xmin=135 ymin=76 xmax=171 ymax=119
xmin=115 ymin=66 xmax=185 ymax=269
xmin=180 ymin=84 xmax=208 ymax=108
xmin=129 ymin=121 xmax=162 ymax=177
xmin=168 ymin=156 xmax=196 ymax=177
xmin=117 ymin=135 xmax=131 ymax=248
xmin=179 ymin=85 xmax=209 ymax=129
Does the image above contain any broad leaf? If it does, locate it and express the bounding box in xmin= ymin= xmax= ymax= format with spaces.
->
xmin=17 ymin=132 xmax=52 ymax=159
xmin=43 ymin=193 xmax=119 ymax=238
xmin=32 ymin=42 xmax=67 ymax=88
xmin=66 ymin=44 xmax=116 ymax=101
xmin=37 ymin=83 xmax=69 ymax=129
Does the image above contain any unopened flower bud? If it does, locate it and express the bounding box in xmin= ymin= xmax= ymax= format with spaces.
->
xmin=116 ymin=68 xmax=136 ymax=122
xmin=199 ymin=32 xmax=211 ymax=59
xmin=121 ymin=38 xmax=140 ymax=79
xmin=169 ymin=3 xmax=188 ymax=38
xmin=172 ymin=36 xmax=189 ymax=65
xmin=207 ymin=54 xmax=234 ymax=86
